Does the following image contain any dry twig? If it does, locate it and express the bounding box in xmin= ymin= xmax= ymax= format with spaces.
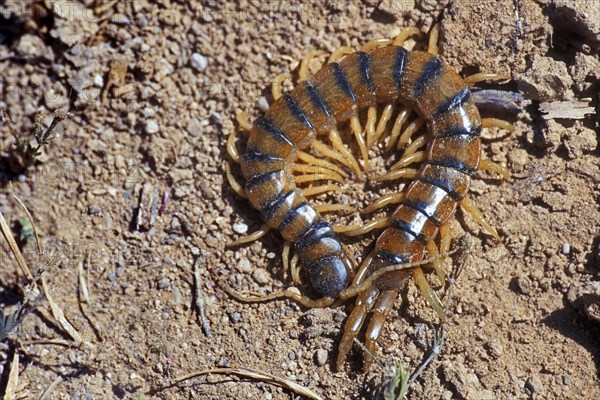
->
xmin=152 ymin=367 xmax=323 ymax=400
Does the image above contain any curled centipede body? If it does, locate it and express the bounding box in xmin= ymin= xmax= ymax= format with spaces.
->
xmin=226 ymin=25 xmax=514 ymax=370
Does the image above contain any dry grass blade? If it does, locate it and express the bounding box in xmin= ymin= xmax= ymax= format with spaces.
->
xmin=41 ymin=274 xmax=93 ymax=348
xmin=0 ymin=210 xmax=33 ymax=282
xmin=3 ymin=352 xmax=19 ymax=400
xmin=38 ymin=375 xmax=64 ymax=400
xmin=154 ymin=367 xmax=324 ymax=400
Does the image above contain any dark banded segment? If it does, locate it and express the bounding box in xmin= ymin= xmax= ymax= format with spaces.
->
xmin=255 ymin=118 xmax=293 ymax=146
xmin=242 ymin=148 xmax=283 ymax=163
xmin=376 ymin=249 xmax=408 ymax=265
xmin=418 ymin=164 xmax=471 ymax=201
xmin=283 ymin=93 xmax=314 ymax=130
xmin=391 ymin=216 xmax=428 ymax=244
xmin=331 ymin=62 xmax=356 ymax=101
xmin=240 ymin=148 xmax=285 ymax=181
xmin=296 ymin=219 xmax=335 ymax=251
xmin=393 ymin=46 xmax=408 ymax=90
xmin=357 ymin=51 xmax=374 ymax=93
xmin=280 ymin=202 xmax=319 ymax=243
xmin=247 ymin=117 xmax=296 ymax=160
xmin=430 ymin=156 xmax=476 ymax=174
xmin=245 ymin=169 xmax=295 ymax=211
xmin=432 ymin=87 xmax=471 ymax=118
xmin=433 ymin=124 xmax=481 ymax=138
xmin=413 ymin=56 xmax=442 ymax=97
xmin=305 ymin=80 xmax=333 ymax=119
xmin=262 ymin=189 xmax=298 ymax=225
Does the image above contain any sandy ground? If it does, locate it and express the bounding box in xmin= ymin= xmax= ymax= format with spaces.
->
xmin=0 ymin=0 xmax=599 ymax=399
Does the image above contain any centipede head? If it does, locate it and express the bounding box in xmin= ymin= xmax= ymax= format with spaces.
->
xmin=305 ymin=255 xmax=352 ymax=298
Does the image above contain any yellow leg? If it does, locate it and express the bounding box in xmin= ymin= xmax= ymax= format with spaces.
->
xmin=299 ymin=50 xmax=326 ymax=81
xmin=365 ymin=106 xmax=378 ymax=150
xmin=295 ymin=173 xmax=345 ymax=184
xmin=297 ymin=151 xmax=349 ymax=178
xmin=412 ymin=267 xmax=445 ymax=320
xmin=271 ymin=72 xmax=290 ymax=100
xmin=393 ymin=27 xmax=423 ymax=47
xmin=428 ymin=23 xmax=440 ymax=55
xmin=328 ymin=129 xmax=363 ymax=179
xmin=372 ymin=103 xmax=395 ymax=147
xmin=479 ymin=159 xmax=510 ymax=180
xmin=302 ymin=184 xmax=343 ymax=198
xmin=426 ymin=241 xmax=446 ymax=284
xmin=439 ymin=223 xmax=451 ymax=267
xmin=402 ymin=133 xmax=429 ymax=158
xmin=227 ymin=131 xmax=241 ymax=163
xmin=460 ymin=197 xmax=501 ymax=242
xmin=328 ymin=46 xmax=354 ymax=63
xmin=282 ymin=241 xmax=291 ymax=278
xmin=361 ymin=38 xmax=393 ymax=51
xmin=350 ymin=115 xmax=369 ymax=173
xmin=290 ymin=253 xmax=301 ymax=285
xmin=465 ymin=73 xmax=509 ymax=85
xmin=362 ymin=192 xmax=405 ymax=214
xmin=386 ymin=107 xmax=411 ymax=151
xmin=481 ymin=117 xmax=516 ymax=132
xmin=293 ymin=163 xmax=345 ymax=182
xmin=228 ymin=223 xmax=271 ymax=246
xmin=236 ymin=111 xmax=253 ymax=131
xmin=312 ymin=139 xmax=362 ymax=179
xmin=314 ymin=203 xmax=355 ymax=214
xmin=396 ymin=117 xmax=425 ymax=150
xmin=373 ymin=167 xmax=418 ymax=182
xmin=334 ymin=216 xmax=391 ymax=237
xmin=389 ymin=151 xmax=426 ymax=172
xmin=225 ymin=161 xmax=246 ymax=198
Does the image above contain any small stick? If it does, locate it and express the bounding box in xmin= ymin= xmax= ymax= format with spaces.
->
xmin=151 ymin=367 xmax=324 ymax=400
xmin=0 ymin=209 xmax=33 ymax=282
xmin=353 ymin=337 xmax=386 ymax=371
xmin=408 ymin=324 xmax=445 ymax=385
xmin=193 ymin=257 xmax=212 ymax=337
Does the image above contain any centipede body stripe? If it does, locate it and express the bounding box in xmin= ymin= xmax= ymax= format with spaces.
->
xmin=240 ymin=46 xmax=481 ymax=299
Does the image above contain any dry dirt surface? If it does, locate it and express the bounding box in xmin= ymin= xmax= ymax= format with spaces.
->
xmin=1 ymin=1 xmax=599 ymax=399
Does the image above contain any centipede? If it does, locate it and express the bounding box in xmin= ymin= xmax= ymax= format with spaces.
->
xmin=225 ymin=24 xmax=516 ymax=370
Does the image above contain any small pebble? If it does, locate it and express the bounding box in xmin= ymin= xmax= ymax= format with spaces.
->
xmin=561 ymin=243 xmax=571 ymax=255
xmin=525 ymin=375 xmax=541 ymax=393
xmin=230 ymin=312 xmax=241 ymax=323
xmin=218 ymin=357 xmax=230 ymax=367
xmin=89 ymin=205 xmax=102 ymax=215
xmin=190 ymin=53 xmax=208 ymax=71
xmin=257 ymin=96 xmax=270 ymax=112
xmin=232 ymin=222 xmax=248 ymax=234
xmin=107 ymin=271 xmax=116 ymax=282
xmin=158 ymin=279 xmax=171 ymax=289
xmin=253 ymin=268 xmax=270 ymax=284
xmin=315 ymin=349 xmax=328 ymax=366
xmin=238 ymin=259 xmax=252 ymax=273
xmin=145 ymin=120 xmax=159 ymax=134
xmin=288 ymin=351 xmax=296 ymax=360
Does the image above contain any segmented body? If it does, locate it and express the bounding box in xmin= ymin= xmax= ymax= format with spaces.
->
xmin=241 ymin=46 xmax=480 ymax=298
